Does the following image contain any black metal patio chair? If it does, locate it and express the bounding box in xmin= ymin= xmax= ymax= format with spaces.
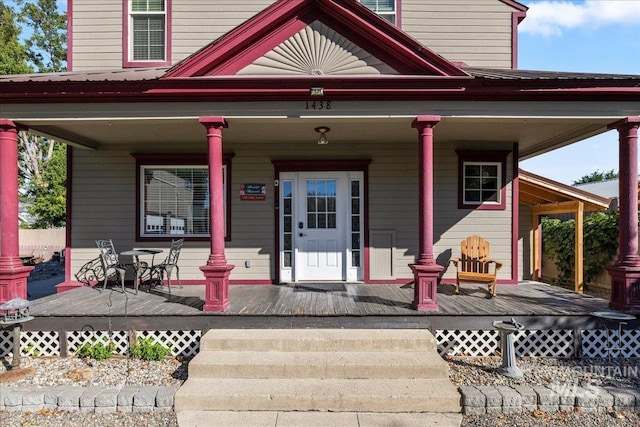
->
xmin=95 ymin=239 xmax=132 ymax=293
xmin=149 ymin=238 xmax=184 ymax=293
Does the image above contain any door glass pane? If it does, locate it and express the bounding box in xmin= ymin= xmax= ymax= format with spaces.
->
xmin=306 ymin=179 xmax=337 ymax=229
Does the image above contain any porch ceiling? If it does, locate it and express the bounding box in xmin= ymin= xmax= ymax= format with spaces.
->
xmin=16 ymin=115 xmax=615 ymax=159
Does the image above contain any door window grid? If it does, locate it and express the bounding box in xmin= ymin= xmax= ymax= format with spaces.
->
xmin=306 ymin=179 xmax=337 ymax=229
xmin=282 ymin=180 xmax=293 ymax=268
xmin=350 ymin=180 xmax=362 ymax=267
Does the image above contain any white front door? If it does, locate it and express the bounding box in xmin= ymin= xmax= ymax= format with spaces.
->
xmin=279 ymin=171 xmax=363 ymax=282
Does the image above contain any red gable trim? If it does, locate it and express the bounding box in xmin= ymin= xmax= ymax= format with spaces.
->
xmin=499 ymin=0 xmax=528 ymax=12
xmin=165 ymin=0 xmax=467 ymax=78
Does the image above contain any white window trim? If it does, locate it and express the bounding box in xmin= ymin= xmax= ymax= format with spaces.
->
xmin=139 ymin=164 xmax=227 ymax=239
xmin=462 ymin=161 xmax=502 ymax=205
xmin=129 ymin=0 xmax=167 ymax=62
xmin=358 ymin=0 xmax=397 ymax=25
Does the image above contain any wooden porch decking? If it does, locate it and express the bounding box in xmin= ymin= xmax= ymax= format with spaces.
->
xmin=24 ymin=281 xmax=621 ymax=331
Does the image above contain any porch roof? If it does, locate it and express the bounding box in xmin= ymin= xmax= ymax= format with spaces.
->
xmin=519 ymin=169 xmax=611 ymax=212
xmin=1 ymin=65 xmax=639 ymax=159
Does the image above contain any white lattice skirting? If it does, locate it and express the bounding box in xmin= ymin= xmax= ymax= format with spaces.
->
xmin=0 ymin=330 xmax=201 ymax=357
xmin=1 ymin=329 xmax=638 ymax=358
xmin=437 ymin=329 xmax=639 ymax=358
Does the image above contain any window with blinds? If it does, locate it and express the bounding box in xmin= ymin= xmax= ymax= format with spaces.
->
xmin=130 ymin=0 xmax=166 ymax=61
xmin=141 ymin=165 xmax=226 ymax=238
xmin=358 ymin=0 xmax=397 ymax=25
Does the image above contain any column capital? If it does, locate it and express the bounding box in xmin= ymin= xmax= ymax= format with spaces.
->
xmin=0 ymin=119 xmax=18 ymax=133
xmin=412 ymin=115 xmax=441 ymax=129
xmin=608 ymin=116 xmax=640 ymax=131
xmin=199 ymin=116 xmax=228 ymax=130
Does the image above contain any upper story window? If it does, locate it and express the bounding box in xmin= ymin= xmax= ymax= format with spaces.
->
xmin=358 ymin=0 xmax=397 ymax=25
xmin=124 ymin=0 xmax=171 ymax=67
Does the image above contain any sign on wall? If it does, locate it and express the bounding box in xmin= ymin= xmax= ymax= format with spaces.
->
xmin=240 ymin=183 xmax=266 ymax=201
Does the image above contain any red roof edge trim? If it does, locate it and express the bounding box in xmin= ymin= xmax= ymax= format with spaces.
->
xmin=499 ymin=0 xmax=528 ymax=12
xmin=164 ymin=0 xmax=467 ymax=79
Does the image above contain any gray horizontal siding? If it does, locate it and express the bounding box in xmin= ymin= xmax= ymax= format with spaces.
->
xmin=70 ymin=135 xmax=516 ymax=283
xmin=402 ymin=0 xmax=515 ymax=68
xmin=71 ymin=0 xmax=518 ymax=71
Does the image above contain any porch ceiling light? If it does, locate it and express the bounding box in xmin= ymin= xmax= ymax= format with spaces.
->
xmin=315 ymin=126 xmax=330 ymax=145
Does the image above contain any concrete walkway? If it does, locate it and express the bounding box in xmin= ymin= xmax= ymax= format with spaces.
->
xmin=177 ymin=411 xmax=463 ymax=427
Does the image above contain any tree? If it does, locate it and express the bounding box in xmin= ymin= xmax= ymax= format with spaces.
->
xmin=572 ymin=169 xmax=619 ymax=186
xmin=18 ymin=0 xmax=66 ymax=73
xmin=3 ymin=0 xmax=67 ymax=228
xmin=0 ymin=1 xmax=33 ymax=74
xmin=24 ymin=139 xmax=66 ymax=227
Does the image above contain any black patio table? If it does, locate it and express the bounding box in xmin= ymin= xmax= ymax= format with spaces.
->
xmin=119 ymin=249 xmax=163 ymax=293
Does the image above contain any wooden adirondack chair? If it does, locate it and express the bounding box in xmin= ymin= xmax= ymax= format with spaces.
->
xmin=450 ymin=235 xmax=503 ymax=297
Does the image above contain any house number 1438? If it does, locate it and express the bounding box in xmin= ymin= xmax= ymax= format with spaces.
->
xmin=306 ymin=101 xmax=332 ymax=110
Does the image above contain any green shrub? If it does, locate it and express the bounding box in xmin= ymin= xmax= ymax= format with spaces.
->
xmin=542 ymin=211 xmax=619 ymax=286
xmin=77 ymin=340 xmax=114 ymax=361
xmin=129 ymin=337 xmax=172 ymax=361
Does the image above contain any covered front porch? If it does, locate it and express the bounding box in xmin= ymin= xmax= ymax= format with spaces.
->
xmin=28 ymin=280 xmax=613 ymax=330
xmin=12 ymin=280 xmax=638 ymax=362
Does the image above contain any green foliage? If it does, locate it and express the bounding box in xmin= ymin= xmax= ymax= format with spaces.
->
xmin=129 ymin=338 xmax=172 ymax=361
xmin=18 ymin=0 xmax=67 ymax=72
xmin=0 ymin=1 xmax=33 ymax=75
xmin=77 ymin=339 xmax=115 ymax=361
xmin=3 ymin=1 xmax=68 ymax=227
xmin=542 ymin=211 xmax=619 ymax=286
xmin=25 ymin=141 xmax=66 ymax=228
xmin=572 ymin=169 xmax=619 ymax=186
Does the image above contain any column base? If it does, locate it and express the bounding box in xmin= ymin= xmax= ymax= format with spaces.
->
xmin=200 ymin=264 xmax=234 ymax=312
xmin=606 ymin=264 xmax=640 ymax=313
xmin=409 ymin=263 xmax=444 ymax=311
xmin=0 ymin=263 xmax=33 ymax=304
xmin=55 ymin=281 xmax=87 ymax=293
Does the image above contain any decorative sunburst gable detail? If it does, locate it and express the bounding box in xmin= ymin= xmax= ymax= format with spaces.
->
xmin=237 ymin=21 xmax=396 ymax=76
xmin=164 ymin=0 xmax=468 ymax=79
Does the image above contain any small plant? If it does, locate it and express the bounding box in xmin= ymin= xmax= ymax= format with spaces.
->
xmin=129 ymin=337 xmax=172 ymax=361
xmin=76 ymin=339 xmax=115 ymax=361
xmin=24 ymin=344 xmax=41 ymax=356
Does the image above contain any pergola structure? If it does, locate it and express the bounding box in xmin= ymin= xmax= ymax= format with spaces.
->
xmin=520 ymin=169 xmax=611 ymax=293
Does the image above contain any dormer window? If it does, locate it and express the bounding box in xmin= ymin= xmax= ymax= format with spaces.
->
xmin=359 ymin=0 xmax=397 ymax=25
xmin=124 ymin=0 xmax=171 ymax=67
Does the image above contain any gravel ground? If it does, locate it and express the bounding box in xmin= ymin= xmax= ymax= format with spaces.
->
xmin=1 ymin=355 xmax=639 ymax=426
xmin=452 ymin=356 xmax=640 ymax=427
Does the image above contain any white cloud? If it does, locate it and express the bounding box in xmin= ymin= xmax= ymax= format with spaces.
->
xmin=520 ymin=1 xmax=640 ymax=37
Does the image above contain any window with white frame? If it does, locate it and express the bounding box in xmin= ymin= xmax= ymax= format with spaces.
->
xmin=139 ymin=164 xmax=227 ymax=239
xmin=129 ymin=0 xmax=167 ymax=61
xmin=358 ymin=0 xmax=397 ymax=25
xmin=463 ymin=162 xmax=501 ymax=204
xmin=456 ymin=150 xmax=509 ymax=210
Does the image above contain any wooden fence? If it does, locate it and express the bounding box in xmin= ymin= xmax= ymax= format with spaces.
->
xmin=19 ymin=228 xmax=65 ymax=262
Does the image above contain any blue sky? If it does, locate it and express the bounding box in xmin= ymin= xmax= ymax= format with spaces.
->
xmin=517 ymin=0 xmax=640 ymax=184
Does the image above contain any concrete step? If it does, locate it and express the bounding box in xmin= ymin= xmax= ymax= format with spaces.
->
xmin=177 ymin=410 xmax=463 ymax=427
xmin=199 ymin=328 xmax=438 ymax=352
xmin=188 ymin=350 xmax=449 ymax=379
xmin=174 ymin=378 xmax=461 ymax=413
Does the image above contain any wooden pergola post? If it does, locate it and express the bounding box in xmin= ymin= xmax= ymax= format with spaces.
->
xmin=532 ymin=200 xmax=584 ymax=294
xmin=532 ymin=213 xmax=541 ymax=281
